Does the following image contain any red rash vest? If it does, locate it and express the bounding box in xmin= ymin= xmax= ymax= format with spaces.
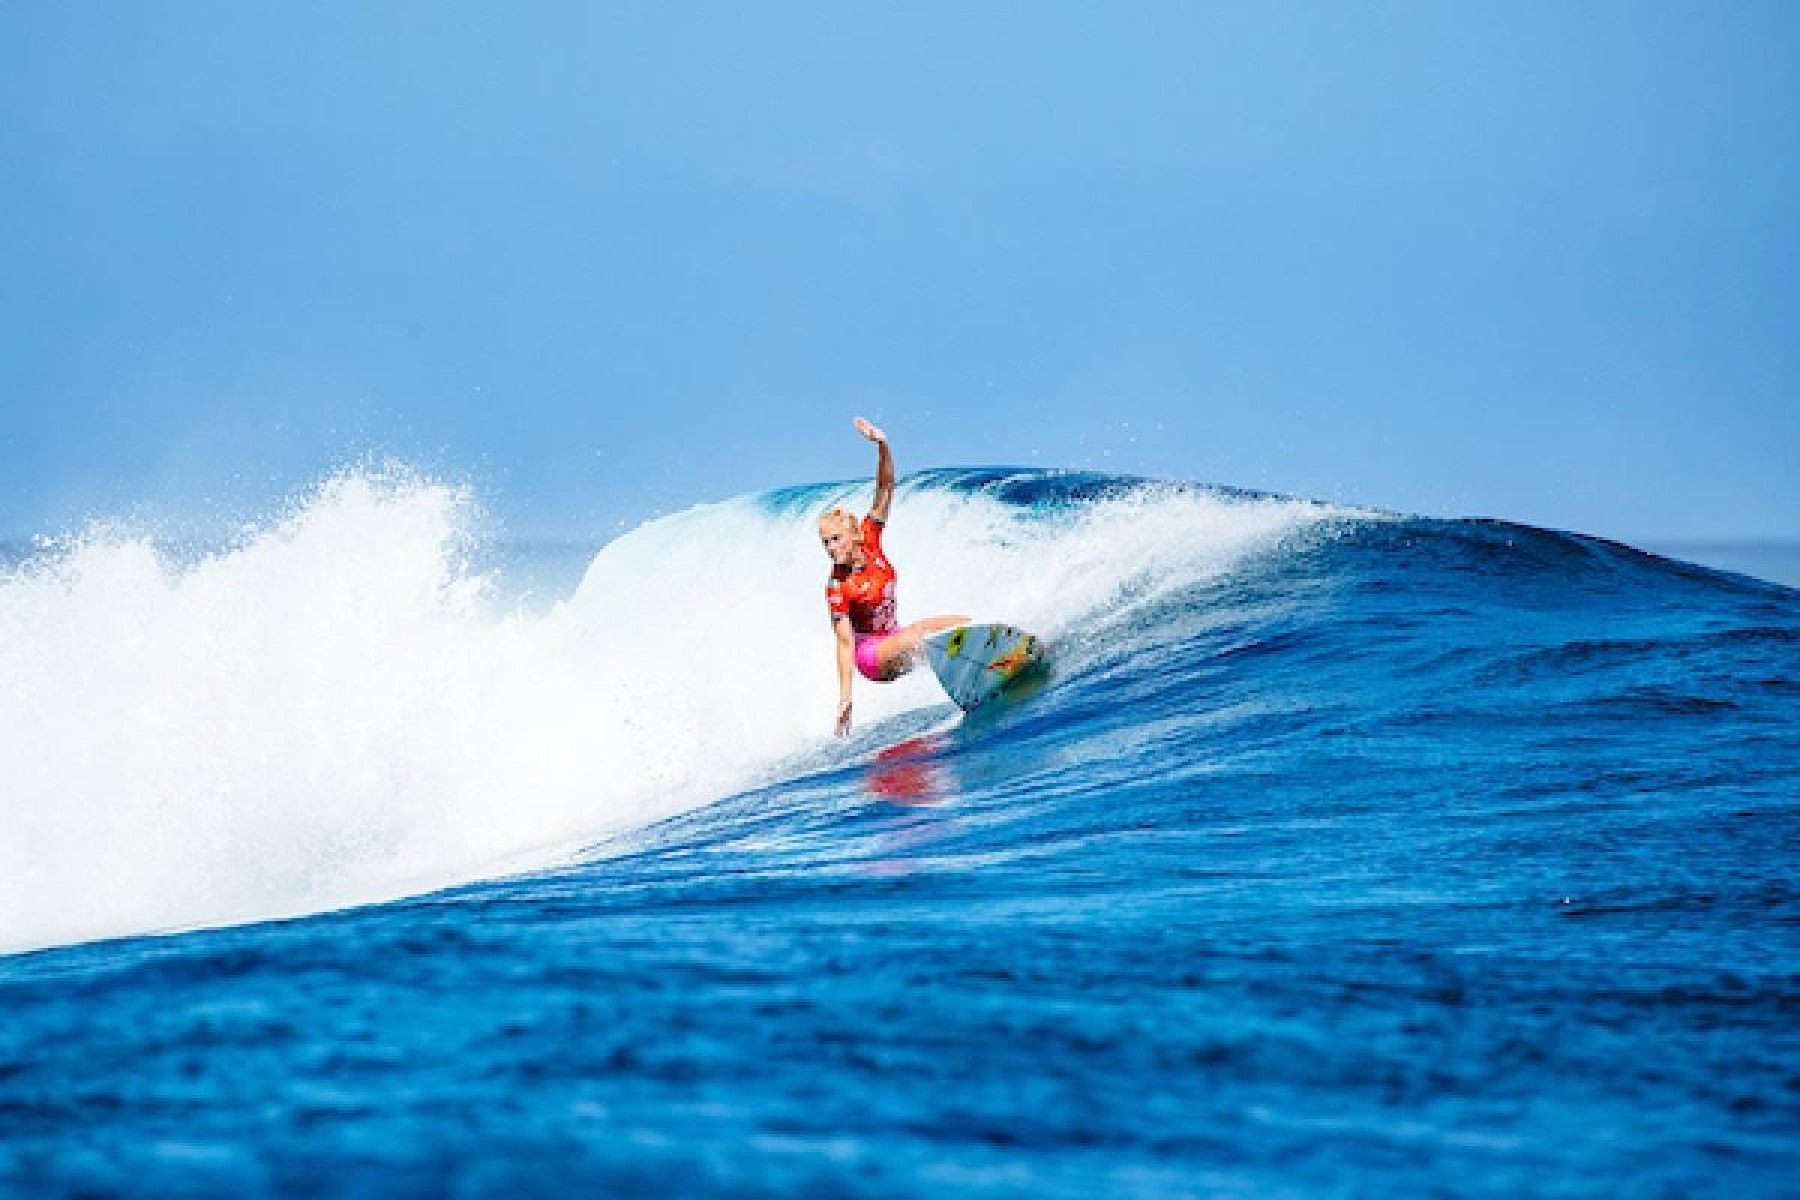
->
xmin=826 ymin=516 xmax=899 ymax=637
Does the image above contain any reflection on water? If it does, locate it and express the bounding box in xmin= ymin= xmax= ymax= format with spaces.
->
xmin=865 ymin=734 xmax=955 ymax=807
xmin=859 ymin=733 xmax=966 ymax=877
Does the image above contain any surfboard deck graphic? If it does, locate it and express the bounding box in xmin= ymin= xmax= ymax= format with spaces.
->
xmin=923 ymin=623 xmax=1046 ymax=711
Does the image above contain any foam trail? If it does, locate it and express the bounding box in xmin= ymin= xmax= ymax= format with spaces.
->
xmin=0 ymin=468 xmax=1340 ymax=953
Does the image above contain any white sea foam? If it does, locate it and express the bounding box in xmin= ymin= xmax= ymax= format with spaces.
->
xmin=0 ymin=468 xmax=1336 ymax=953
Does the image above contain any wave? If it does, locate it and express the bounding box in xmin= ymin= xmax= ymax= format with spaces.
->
xmin=0 ymin=466 xmax=1342 ymax=954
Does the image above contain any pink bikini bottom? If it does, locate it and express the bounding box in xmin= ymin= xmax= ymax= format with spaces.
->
xmin=854 ymin=629 xmax=904 ymax=682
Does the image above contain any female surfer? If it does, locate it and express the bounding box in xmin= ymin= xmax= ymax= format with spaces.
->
xmin=822 ymin=417 xmax=969 ymax=736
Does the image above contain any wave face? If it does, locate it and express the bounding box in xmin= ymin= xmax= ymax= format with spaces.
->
xmin=3 ymin=466 xmax=1797 ymax=1194
xmin=0 ymin=467 xmax=1336 ymax=954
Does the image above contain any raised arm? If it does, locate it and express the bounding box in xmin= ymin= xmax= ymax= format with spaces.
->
xmin=855 ymin=417 xmax=894 ymax=524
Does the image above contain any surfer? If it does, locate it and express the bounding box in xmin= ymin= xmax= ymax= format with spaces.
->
xmin=822 ymin=418 xmax=969 ymax=736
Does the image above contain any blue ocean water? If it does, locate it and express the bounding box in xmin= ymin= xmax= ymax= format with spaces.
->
xmin=2 ymin=468 xmax=1797 ymax=1196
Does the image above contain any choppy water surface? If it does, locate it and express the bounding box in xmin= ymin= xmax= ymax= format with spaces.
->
xmin=3 ymin=469 xmax=1796 ymax=1196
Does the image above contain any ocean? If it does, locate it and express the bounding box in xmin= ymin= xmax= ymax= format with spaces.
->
xmin=2 ymin=467 xmax=1796 ymax=1196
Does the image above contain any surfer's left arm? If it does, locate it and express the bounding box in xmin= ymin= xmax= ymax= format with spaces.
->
xmin=856 ymin=417 xmax=893 ymax=524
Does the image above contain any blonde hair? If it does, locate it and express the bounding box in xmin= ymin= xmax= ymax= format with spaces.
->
xmin=818 ymin=507 xmax=861 ymax=538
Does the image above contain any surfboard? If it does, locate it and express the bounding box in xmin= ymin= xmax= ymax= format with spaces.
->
xmin=923 ymin=623 xmax=1047 ymax=711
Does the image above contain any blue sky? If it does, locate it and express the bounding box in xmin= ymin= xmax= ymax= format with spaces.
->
xmin=3 ymin=2 xmax=1796 ymax=542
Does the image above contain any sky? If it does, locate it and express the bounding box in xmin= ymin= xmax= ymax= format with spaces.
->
xmin=2 ymin=1 xmax=1796 ymax=544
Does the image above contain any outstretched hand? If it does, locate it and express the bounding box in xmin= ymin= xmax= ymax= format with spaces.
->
xmin=835 ymin=698 xmax=853 ymax=737
xmin=854 ymin=416 xmax=887 ymax=444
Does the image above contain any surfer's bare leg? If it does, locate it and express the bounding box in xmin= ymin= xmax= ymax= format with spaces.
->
xmin=877 ymin=615 xmax=970 ymax=676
